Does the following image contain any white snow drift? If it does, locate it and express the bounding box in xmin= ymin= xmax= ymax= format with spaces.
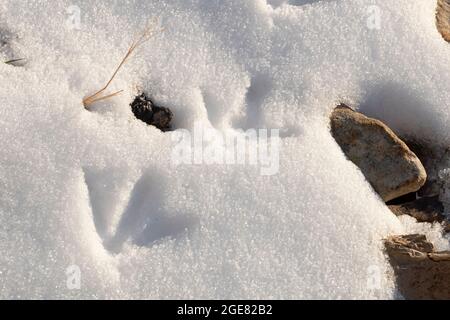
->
xmin=0 ymin=0 xmax=449 ymax=299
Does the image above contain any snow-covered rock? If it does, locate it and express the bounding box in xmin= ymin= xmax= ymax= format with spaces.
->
xmin=389 ymin=196 xmax=450 ymax=233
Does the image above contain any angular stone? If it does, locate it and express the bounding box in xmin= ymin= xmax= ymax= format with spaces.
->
xmin=386 ymin=234 xmax=434 ymax=255
xmin=385 ymin=234 xmax=450 ymax=300
xmin=428 ymin=251 xmax=450 ymax=262
xmin=437 ymin=0 xmax=450 ymax=42
xmin=330 ymin=105 xmax=427 ymax=202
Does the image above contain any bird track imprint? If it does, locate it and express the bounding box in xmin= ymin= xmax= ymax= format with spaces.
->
xmin=82 ymin=167 xmax=199 ymax=254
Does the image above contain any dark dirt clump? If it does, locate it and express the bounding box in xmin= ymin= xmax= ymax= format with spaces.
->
xmin=130 ymin=93 xmax=173 ymax=132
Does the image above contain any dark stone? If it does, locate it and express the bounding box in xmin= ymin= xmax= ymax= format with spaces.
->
xmin=130 ymin=93 xmax=173 ymax=132
xmin=385 ymin=192 xmax=417 ymax=205
xmin=402 ymin=139 xmax=448 ymax=198
xmin=388 ymin=196 xmax=450 ymax=233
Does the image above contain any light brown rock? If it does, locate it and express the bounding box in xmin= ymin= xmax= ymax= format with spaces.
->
xmin=437 ymin=0 xmax=450 ymax=42
xmin=330 ymin=105 xmax=427 ymax=202
xmin=385 ymin=234 xmax=450 ymax=300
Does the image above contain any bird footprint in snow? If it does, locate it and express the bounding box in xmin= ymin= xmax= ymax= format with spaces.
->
xmin=83 ymin=167 xmax=198 ymax=254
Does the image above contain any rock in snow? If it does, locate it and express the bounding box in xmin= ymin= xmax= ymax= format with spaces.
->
xmin=385 ymin=234 xmax=450 ymax=299
xmin=404 ymin=139 xmax=450 ymax=198
xmin=330 ymin=105 xmax=427 ymax=202
xmin=389 ymin=196 xmax=450 ymax=233
xmin=130 ymin=93 xmax=173 ymax=131
xmin=437 ymin=0 xmax=450 ymax=42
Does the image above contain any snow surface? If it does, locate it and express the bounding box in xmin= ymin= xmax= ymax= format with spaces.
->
xmin=0 ymin=0 xmax=449 ymax=299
